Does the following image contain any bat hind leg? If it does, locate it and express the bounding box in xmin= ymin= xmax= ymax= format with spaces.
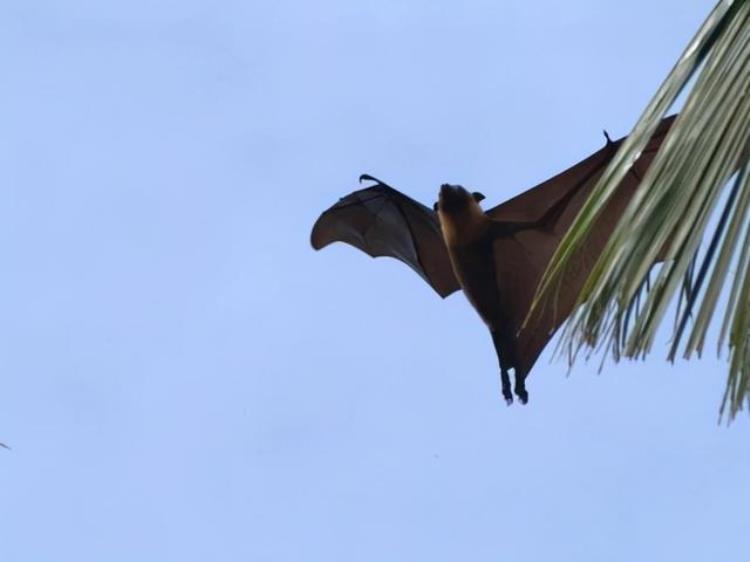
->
xmin=514 ymin=372 xmax=529 ymax=405
xmin=492 ymin=331 xmax=513 ymax=405
xmin=492 ymin=330 xmax=529 ymax=406
xmin=500 ymin=368 xmax=513 ymax=405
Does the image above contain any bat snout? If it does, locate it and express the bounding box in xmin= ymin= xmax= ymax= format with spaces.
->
xmin=439 ymin=183 xmax=466 ymax=196
xmin=438 ymin=184 xmax=471 ymax=213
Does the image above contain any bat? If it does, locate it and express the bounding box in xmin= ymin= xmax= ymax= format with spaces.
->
xmin=311 ymin=116 xmax=675 ymax=404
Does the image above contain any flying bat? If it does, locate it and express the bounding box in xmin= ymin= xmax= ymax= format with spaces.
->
xmin=311 ymin=116 xmax=675 ymax=404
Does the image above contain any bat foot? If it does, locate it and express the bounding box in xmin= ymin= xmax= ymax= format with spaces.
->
xmin=514 ymin=382 xmax=529 ymax=405
xmin=504 ymin=394 xmax=513 ymax=406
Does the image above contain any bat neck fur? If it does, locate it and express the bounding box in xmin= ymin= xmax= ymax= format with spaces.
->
xmin=437 ymin=185 xmax=488 ymax=247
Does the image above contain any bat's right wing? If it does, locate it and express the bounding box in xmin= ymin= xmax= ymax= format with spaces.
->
xmin=311 ymin=176 xmax=461 ymax=298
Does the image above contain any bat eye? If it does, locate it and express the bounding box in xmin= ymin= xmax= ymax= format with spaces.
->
xmin=472 ymin=192 xmax=486 ymax=203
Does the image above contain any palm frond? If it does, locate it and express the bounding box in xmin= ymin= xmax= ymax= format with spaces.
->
xmin=531 ymin=0 xmax=750 ymax=419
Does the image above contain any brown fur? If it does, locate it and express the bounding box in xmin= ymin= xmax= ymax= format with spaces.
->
xmin=437 ymin=185 xmax=502 ymax=331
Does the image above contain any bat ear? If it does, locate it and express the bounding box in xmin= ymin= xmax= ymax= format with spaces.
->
xmin=433 ymin=202 xmax=439 ymax=211
xmin=472 ymin=192 xmax=486 ymax=203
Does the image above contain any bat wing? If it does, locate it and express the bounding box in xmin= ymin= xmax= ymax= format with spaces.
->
xmin=487 ymin=116 xmax=676 ymax=226
xmin=489 ymin=116 xmax=676 ymax=377
xmin=311 ymin=176 xmax=461 ymax=298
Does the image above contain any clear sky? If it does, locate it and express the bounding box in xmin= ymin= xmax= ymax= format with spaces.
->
xmin=1 ymin=1 xmax=747 ymax=561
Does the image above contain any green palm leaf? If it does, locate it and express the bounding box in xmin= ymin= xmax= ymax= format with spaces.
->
xmin=532 ymin=0 xmax=750 ymax=419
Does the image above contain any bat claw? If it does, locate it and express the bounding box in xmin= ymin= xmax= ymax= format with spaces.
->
xmin=502 ymin=388 xmax=514 ymax=405
xmin=359 ymin=173 xmax=385 ymax=185
xmin=515 ymin=383 xmax=529 ymax=405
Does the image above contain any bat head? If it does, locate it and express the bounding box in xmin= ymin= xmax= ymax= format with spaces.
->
xmin=435 ymin=184 xmax=485 ymax=215
xmin=435 ymin=185 xmax=488 ymax=247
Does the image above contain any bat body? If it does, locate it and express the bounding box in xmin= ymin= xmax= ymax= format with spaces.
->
xmin=311 ymin=117 xmax=675 ymax=404
xmin=438 ymin=184 xmax=531 ymax=401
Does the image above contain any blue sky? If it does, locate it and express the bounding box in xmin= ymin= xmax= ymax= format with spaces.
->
xmin=1 ymin=1 xmax=747 ymax=561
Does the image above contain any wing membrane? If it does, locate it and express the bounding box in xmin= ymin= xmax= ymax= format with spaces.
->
xmin=311 ymin=180 xmax=460 ymax=298
xmin=490 ymin=116 xmax=676 ymax=376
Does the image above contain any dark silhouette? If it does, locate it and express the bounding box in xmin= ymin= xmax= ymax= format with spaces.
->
xmin=311 ymin=117 xmax=674 ymax=404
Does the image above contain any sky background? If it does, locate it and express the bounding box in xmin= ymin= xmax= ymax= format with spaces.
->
xmin=1 ymin=1 xmax=748 ymax=561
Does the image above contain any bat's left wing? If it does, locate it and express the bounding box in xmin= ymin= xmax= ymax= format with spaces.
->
xmin=487 ymin=117 xmax=676 ymax=377
xmin=311 ymin=176 xmax=461 ymax=298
